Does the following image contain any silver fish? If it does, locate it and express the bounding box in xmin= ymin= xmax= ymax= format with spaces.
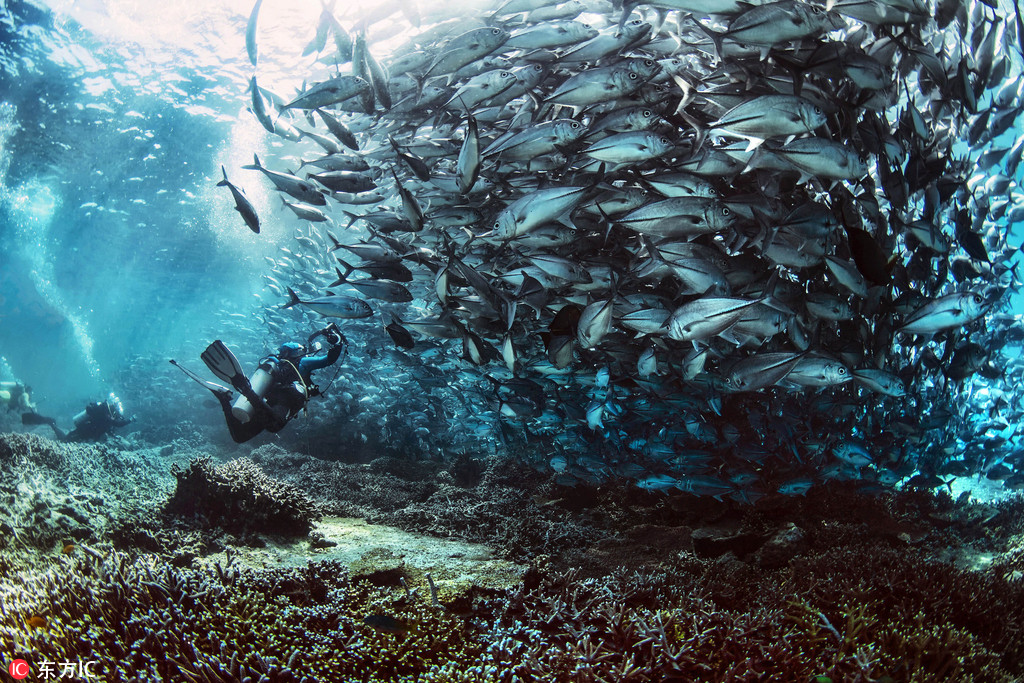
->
xmin=243 ymin=154 xmax=326 ymax=206
xmin=899 ymin=292 xmax=987 ymax=335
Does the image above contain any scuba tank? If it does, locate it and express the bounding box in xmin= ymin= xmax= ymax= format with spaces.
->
xmin=74 ymin=393 xmax=125 ymax=427
xmin=231 ymin=360 xmax=275 ymax=423
xmin=72 ymin=408 xmax=90 ymax=428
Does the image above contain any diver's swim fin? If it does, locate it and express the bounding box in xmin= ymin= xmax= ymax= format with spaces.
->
xmin=201 ymin=340 xmax=246 ymax=386
xmin=22 ymin=411 xmax=56 ymax=427
xmin=170 ymin=359 xmax=232 ymax=396
xmin=22 ymin=412 xmax=66 ymax=440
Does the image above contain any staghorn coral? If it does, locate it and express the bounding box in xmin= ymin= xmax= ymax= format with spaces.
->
xmin=1 ymin=540 xmax=1022 ymax=682
xmin=165 ymin=456 xmax=320 ymax=537
xmin=0 ymin=552 xmax=488 ymax=682
xmin=5 ymin=432 xmax=1024 ymax=681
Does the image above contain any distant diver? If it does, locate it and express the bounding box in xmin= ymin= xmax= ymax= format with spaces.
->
xmin=23 ymin=395 xmax=131 ymax=442
xmin=0 ymin=381 xmax=36 ymax=413
xmin=172 ymin=323 xmax=347 ymax=443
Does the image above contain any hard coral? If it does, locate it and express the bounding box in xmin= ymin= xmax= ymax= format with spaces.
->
xmin=2 ymin=544 xmax=1020 ymax=682
xmin=0 ymin=553 xmax=484 ymax=682
xmin=165 ymin=457 xmax=319 ymax=537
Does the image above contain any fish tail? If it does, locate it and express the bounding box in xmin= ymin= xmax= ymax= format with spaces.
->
xmin=330 ymin=267 xmax=347 ymax=287
xmin=326 ymin=231 xmax=343 ymax=250
xmin=679 ymin=109 xmax=708 ymax=152
xmin=336 ymin=258 xmax=356 ymax=280
xmin=242 ymin=153 xmax=262 ymax=170
xmin=283 ymin=287 xmax=301 ymax=308
xmin=596 ymin=204 xmax=618 ymax=248
xmin=685 ymin=15 xmax=724 ymax=61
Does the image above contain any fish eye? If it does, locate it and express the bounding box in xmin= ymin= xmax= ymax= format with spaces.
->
xmin=571 ymin=121 xmax=581 ymax=128
xmin=838 ymin=367 xmax=847 ymax=375
xmin=630 ymin=19 xmax=642 ymax=26
xmin=722 ymin=207 xmax=731 ymax=215
xmin=660 ymin=137 xmax=670 ymax=144
xmin=629 ymin=72 xmax=638 ymax=79
xmin=492 ymin=28 xmax=502 ymax=34
xmin=973 ymin=294 xmax=984 ymax=304
xmin=583 ymin=23 xmax=592 ymax=29
xmin=813 ymin=105 xmax=822 ymax=114
xmin=644 ymin=59 xmax=655 ymax=66
xmin=643 ymin=109 xmax=652 ymax=117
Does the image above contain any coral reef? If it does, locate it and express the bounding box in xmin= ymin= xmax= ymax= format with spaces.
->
xmin=0 ymin=432 xmax=172 ymax=553
xmin=271 ymin=452 xmax=609 ymax=559
xmin=3 ymin=540 xmax=1021 ymax=682
xmin=3 ymin=432 xmax=1024 ymax=680
xmin=165 ymin=456 xmax=320 ymax=537
xmin=0 ymin=552 xmax=495 ymax=682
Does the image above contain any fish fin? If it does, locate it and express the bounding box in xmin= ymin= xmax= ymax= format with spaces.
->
xmin=283 ymin=287 xmax=301 ymax=308
xmin=330 ymin=267 xmax=347 ymax=287
xmin=682 ymin=15 xmax=724 ymax=61
xmin=596 ymin=205 xmax=617 ymax=247
xmin=242 ymin=153 xmax=262 ymax=170
xmin=342 ymin=210 xmax=360 ymax=228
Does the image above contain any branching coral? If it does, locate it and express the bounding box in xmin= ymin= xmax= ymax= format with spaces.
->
xmin=0 ymin=553 xmax=487 ymax=682
xmin=1 ymin=543 xmax=1021 ymax=682
xmin=5 ymin=433 xmax=1023 ymax=682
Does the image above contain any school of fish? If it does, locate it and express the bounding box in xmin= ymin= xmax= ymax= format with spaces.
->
xmin=222 ymin=0 xmax=1024 ymax=502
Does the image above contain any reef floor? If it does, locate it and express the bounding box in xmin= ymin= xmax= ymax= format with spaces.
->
xmin=1 ymin=431 xmax=1023 ymax=681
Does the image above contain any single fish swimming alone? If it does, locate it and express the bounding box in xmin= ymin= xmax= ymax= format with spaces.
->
xmin=216 ymin=166 xmax=260 ymax=234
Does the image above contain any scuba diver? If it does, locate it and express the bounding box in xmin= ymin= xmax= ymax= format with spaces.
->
xmin=172 ymin=323 xmax=347 ymax=443
xmin=22 ymin=394 xmax=131 ymax=442
xmin=1 ymin=381 xmax=36 ymax=413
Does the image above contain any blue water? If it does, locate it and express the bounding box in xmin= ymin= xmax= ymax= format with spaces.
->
xmin=0 ymin=1 xmax=308 ymax=418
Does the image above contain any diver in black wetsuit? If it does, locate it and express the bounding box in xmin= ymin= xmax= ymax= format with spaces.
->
xmin=172 ymin=323 xmax=347 ymax=443
xmin=24 ymin=395 xmax=131 ymax=442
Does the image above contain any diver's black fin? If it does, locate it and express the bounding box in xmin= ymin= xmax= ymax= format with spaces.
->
xmin=200 ymin=340 xmax=246 ymax=386
xmin=22 ymin=411 xmax=55 ymax=427
xmin=170 ymin=359 xmax=233 ymax=396
xmin=22 ymin=412 xmax=65 ymax=439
